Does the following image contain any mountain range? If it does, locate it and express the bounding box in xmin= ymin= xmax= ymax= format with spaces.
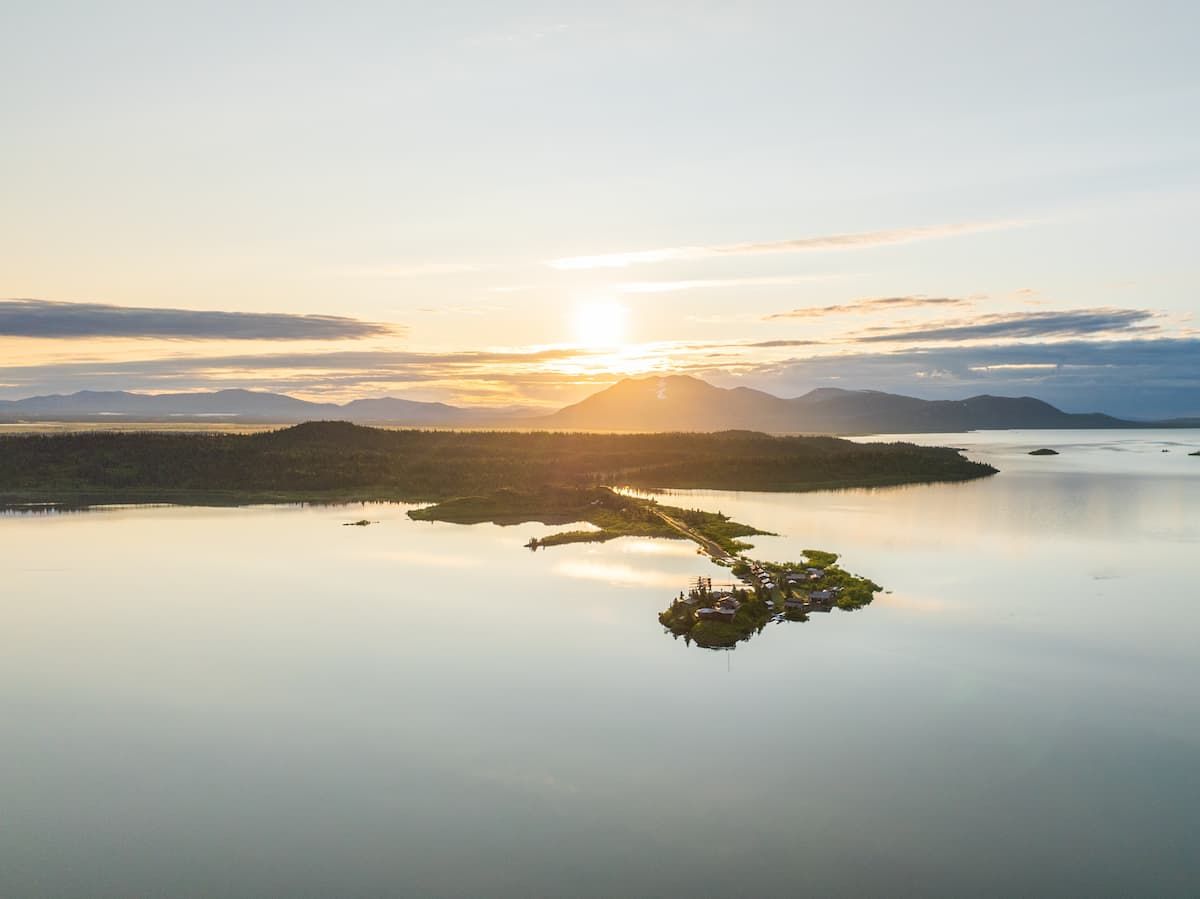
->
xmin=1 ymin=377 xmax=1195 ymax=433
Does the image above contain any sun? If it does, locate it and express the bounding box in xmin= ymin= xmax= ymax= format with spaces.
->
xmin=572 ymin=300 xmax=629 ymax=349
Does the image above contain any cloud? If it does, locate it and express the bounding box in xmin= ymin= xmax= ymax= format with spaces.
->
xmin=743 ymin=339 xmax=823 ymax=349
xmin=338 ymin=263 xmax=478 ymax=278
xmin=546 ymin=220 xmax=1023 ymax=270
xmin=855 ymin=308 xmax=1157 ymax=343
xmin=0 ymin=299 xmax=393 ymax=340
xmin=0 ymin=346 xmax=606 ymax=397
xmin=415 ymin=304 xmax=505 ymax=316
xmin=766 ymin=295 xmax=973 ymax=320
xmin=614 ymin=274 xmax=845 ymax=294
xmin=464 ymin=22 xmax=570 ymax=47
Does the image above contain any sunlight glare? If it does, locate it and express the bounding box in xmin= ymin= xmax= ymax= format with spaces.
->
xmin=572 ymin=301 xmax=629 ymax=349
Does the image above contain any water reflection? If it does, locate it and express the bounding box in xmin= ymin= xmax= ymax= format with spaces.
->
xmin=1 ymin=430 xmax=1198 ymax=897
xmin=553 ymin=556 xmax=691 ymax=588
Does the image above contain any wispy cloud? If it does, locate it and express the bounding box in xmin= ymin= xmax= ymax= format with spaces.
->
xmin=614 ymin=274 xmax=845 ymax=294
xmin=338 ymin=263 xmax=478 ymax=278
xmin=546 ymin=220 xmax=1024 ymax=270
xmin=855 ymin=308 xmax=1158 ymax=343
xmin=743 ymin=339 xmax=823 ymax=349
xmin=464 ymin=22 xmax=570 ymax=48
xmin=766 ymin=295 xmax=974 ymax=320
xmin=415 ymin=304 xmax=505 ymax=316
xmin=0 ymin=299 xmax=394 ymax=340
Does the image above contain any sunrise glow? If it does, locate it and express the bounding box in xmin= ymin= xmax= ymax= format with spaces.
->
xmin=571 ymin=301 xmax=629 ymax=350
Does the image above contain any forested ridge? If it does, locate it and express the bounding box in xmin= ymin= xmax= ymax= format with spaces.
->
xmin=0 ymin=421 xmax=996 ymax=505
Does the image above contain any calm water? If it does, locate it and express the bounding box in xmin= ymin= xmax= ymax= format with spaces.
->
xmin=2 ymin=430 xmax=1198 ymax=897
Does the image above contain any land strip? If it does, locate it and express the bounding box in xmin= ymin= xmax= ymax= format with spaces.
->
xmin=0 ymin=421 xmax=996 ymax=508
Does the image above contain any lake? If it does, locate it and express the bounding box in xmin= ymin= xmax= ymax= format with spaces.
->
xmin=2 ymin=430 xmax=1198 ymax=897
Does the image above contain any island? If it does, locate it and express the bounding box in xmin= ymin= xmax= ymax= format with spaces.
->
xmin=1029 ymin=448 xmax=1060 ymax=456
xmin=0 ymin=422 xmax=995 ymax=650
xmin=659 ymin=552 xmax=882 ymax=649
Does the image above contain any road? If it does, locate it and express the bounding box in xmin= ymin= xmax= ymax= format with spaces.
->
xmin=647 ymin=506 xmax=734 ymax=562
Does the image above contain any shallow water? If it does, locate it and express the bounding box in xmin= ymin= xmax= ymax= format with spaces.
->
xmin=2 ymin=430 xmax=1198 ymax=897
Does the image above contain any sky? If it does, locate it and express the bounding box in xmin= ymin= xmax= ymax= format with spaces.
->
xmin=2 ymin=1 xmax=1198 ymax=417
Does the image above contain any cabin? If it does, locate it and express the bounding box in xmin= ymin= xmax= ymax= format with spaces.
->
xmin=809 ymin=589 xmax=835 ymax=603
xmin=784 ymin=597 xmax=808 ymax=610
xmin=696 ymin=607 xmax=735 ymax=622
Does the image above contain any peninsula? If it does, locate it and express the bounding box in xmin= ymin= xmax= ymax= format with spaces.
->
xmin=0 ymin=422 xmax=994 ymax=650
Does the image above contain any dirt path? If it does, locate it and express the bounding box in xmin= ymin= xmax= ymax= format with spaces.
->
xmin=647 ymin=507 xmax=734 ymax=562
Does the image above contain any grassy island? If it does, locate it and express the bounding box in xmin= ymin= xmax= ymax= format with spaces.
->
xmin=659 ymin=551 xmax=883 ymax=649
xmin=1029 ymin=448 xmax=1059 ymax=456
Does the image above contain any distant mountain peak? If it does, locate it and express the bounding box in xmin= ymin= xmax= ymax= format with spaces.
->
xmin=537 ymin=375 xmax=1142 ymax=434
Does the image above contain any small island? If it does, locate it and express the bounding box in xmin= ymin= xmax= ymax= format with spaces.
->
xmin=1029 ymin=448 xmax=1060 ymax=456
xmin=1190 ymin=450 xmax=1199 ymax=457
xmin=658 ymin=551 xmax=881 ymax=649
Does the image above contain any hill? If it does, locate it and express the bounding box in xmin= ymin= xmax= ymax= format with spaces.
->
xmin=0 ymin=422 xmax=996 ymax=506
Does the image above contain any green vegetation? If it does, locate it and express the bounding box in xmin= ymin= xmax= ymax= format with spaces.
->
xmin=668 ymin=506 xmax=766 ymax=554
xmin=410 ymin=484 xmax=770 ymax=553
xmin=659 ymin=587 xmax=773 ymax=649
xmin=659 ymin=552 xmax=883 ymax=649
xmin=799 ymin=549 xmax=839 ymax=569
xmin=0 ymin=420 xmax=996 ymax=508
xmin=343 ymin=519 xmax=373 ymax=527
xmin=1029 ymin=448 xmax=1060 ymax=456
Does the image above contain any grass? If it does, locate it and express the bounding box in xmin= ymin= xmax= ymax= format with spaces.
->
xmin=411 ymin=484 xmax=769 ymax=555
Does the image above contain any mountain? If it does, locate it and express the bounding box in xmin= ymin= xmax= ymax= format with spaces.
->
xmin=535 ymin=375 xmax=1148 ymax=434
xmin=539 ymin=376 xmax=799 ymax=432
xmin=0 ymin=377 xmax=1187 ymax=433
xmin=0 ymin=389 xmax=340 ymax=420
xmin=339 ymin=397 xmax=474 ymax=424
xmin=0 ymin=389 xmax=508 ymax=425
